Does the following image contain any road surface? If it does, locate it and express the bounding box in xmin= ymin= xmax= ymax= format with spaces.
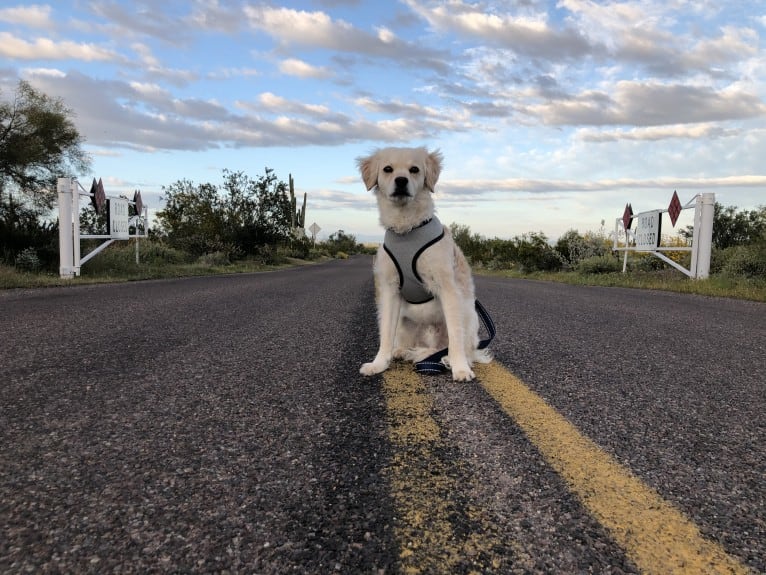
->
xmin=1 ymin=257 xmax=763 ymax=573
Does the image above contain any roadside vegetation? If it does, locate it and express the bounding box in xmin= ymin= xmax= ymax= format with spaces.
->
xmin=1 ymin=81 xmax=764 ymax=301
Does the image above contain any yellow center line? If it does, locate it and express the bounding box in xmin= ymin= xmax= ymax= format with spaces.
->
xmin=382 ymin=364 xmax=511 ymax=574
xmin=475 ymin=362 xmax=752 ymax=575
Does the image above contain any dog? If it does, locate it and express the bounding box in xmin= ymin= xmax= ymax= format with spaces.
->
xmin=357 ymin=147 xmax=491 ymax=382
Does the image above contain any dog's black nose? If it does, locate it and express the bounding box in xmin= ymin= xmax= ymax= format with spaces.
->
xmin=395 ymin=176 xmax=408 ymax=188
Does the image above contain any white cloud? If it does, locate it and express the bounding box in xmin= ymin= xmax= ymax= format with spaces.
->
xmin=254 ymin=92 xmax=333 ymax=117
xmin=441 ymin=175 xmax=766 ymax=196
xmin=129 ymin=81 xmax=169 ymax=99
xmin=188 ymin=0 xmax=242 ymax=33
xmin=0 ymin=4 xmax=53 ymax=28
xmin=21 ymin=67 xmax=66 ymax=78
xmin=0 ymin=32 xmax=118 ymax=61
xmin=208 ymin=67 xmax=260 ymax=79
xmin=243 ymin=5 xmax=361 ymax=48
xmin=404 ymin=0 xmax=594 ymax=60
xmin=278 ymin=58 xmax=333 ymax=79
xmin=376 ymin=26 xmax=396 ymax=43
xmin=524 ymin=81 xmax=766 ymax=126
xmin=243 ymin=4 xmax=451 ymax=71
xmin=577 ymin=123 xmax=742 ymax=143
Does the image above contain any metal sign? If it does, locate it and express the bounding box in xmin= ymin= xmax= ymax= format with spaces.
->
xmin=633 ymin=210 xmax=661 ymax=251
xmin=109 ymin=198 xmax=130 ymax=240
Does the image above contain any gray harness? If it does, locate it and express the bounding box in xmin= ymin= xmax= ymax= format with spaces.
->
xmin=383 ymin=217 xmax=445 ymax=304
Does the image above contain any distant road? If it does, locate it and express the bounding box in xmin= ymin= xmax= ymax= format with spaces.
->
xmin=1 ymin=257 xmax=763 ymax=573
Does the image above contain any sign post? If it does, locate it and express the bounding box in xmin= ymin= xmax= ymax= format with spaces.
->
xmin=57 ymin=178 xmax=75 ymax=278
xmin=309 ymin=222 xmax=321 ymax=246
xmin=690 ymin=193 xmax=715 ymax=279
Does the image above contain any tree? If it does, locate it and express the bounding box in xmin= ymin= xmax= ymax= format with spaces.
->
xmin=155 ymin=179 xmax=227 ymax=256
xmin=0 ymin=80 xmax=91 ymax=208
xmin=555 ymin=229 xmax=610 ymax=267
xmin=681 ymin=203 xmax=766 ymax=249
xmin=514 ymin=231 xmax=564 ymax=272
xmin=0 ymin=193 xmax=59 ymax=269
xmin=221 ymin=168 xmax=292 ymax=249
xmin=155 ymin=168 xmax=294 ymax=258
xmin=324 ymin=229 xmax=360 ymax=255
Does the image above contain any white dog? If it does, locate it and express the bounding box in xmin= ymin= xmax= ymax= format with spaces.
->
xmin=357 ymin=147 xmax=491 ymax=382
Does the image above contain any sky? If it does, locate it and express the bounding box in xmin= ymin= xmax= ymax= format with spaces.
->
xmin=1 ymin=0 xmax=765 ymax=243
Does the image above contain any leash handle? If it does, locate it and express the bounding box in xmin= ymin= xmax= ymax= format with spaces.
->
xmin=415 ymin=300 xmax=495 ymax=375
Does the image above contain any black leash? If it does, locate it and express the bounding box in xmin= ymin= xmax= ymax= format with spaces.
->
xmin=415 ymin=300 xmax=496 ymax=375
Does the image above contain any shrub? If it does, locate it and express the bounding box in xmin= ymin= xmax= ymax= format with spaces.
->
xmin=720 ymin=244 xmax=766 ymax=278
xmin=15 ymin=247 xmax=41 ymax=272
xmin=139 ymin=241 xmax=192 ymax=265
xmin=174 ymin=234 xmax=242 ymax=260
xmin=577 ymin=255 xmax=622 ymax=274
xmin=631 ymin=253 xmax=668 ymax=272
xmin=196 ymin=251 xmax=230 ymax=266
xmin=252 ymin=244 xmax=287 ymax=265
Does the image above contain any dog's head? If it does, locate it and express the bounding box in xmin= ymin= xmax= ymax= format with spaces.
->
xmin=357 ymin=147 xmax=443 ymax=202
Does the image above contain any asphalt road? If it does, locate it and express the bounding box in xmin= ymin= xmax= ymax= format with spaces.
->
xmin=1 ymin=256 xmax=763 ymax=574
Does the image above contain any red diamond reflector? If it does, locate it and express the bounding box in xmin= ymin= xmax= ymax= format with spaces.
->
xmin=133 ymin=190 xmax=143 ymax=215
xmin=622 ymin=203 xmax=633 ymax=230
xmin=94 ymin=178 xmax=106 ymax=214
xmin=668 ymin=190 xmax=682 ymax=227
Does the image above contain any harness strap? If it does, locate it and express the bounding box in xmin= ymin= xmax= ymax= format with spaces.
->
xmin=415 ymin=300 xmax=496 ymax=375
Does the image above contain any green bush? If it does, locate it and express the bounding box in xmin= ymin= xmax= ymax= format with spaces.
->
xmin=631 ymin=253 xmax=668 ymax=272
xmin=80 ymin=239 xmax=191 ymax=275
xmin=577 ymin=255 xmax=622 ymax=274
xmin=720 ymin=244 xmax=766 ymax=278
xmin=174 ymin=234 xmax=242 ymax=260
xmin=15 ymin=247 xmax=41 ymax=272
xmin=139 ymin=241 xmax=192 ymax=265
xmin=196 ymin=251 xmax=230 ymax=266
xmin=252 ymin=244 xmax=287 ymax=266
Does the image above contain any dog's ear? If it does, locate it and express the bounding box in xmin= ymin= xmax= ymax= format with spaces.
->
xmin=424 ymin=149 xmax=443 ymax=192
xmin=357 ymin=152 xmax=379 ymax=191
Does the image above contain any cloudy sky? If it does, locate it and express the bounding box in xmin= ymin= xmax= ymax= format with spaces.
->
xmin=1 ymin=0 xmax=765 ymax=242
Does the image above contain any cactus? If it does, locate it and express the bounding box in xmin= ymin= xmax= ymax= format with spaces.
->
xmin=289 ymin=173 xmax=306 ymax=230
xmin=289 ymin=173 xmax=296 ymax=229
xmin=298 ymin=192 xmax=306 ymax=228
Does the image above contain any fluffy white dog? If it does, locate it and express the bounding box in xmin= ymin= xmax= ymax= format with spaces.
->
xmin=357 ymin=147 xmax=491 ymax=382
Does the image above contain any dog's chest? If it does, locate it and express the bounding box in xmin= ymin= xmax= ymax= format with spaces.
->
xmin=383 ymin=217 xmax=445 ymax=304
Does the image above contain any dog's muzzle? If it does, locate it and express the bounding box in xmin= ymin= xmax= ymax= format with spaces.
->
xmin=393 ymin=176 xmax=410 ymax=197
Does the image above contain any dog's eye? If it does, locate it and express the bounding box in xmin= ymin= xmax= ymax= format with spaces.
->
xmin=409 ymin=166 xmax=420 ymax=174
xmin=383 ymin=166 xmax=393 ymax=173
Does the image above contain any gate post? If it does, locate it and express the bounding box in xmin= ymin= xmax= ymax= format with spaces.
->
xmin=691 ymin=193 xmax=715 ymax=279
xmin=57 ymin=178 xmax=74 ymax=278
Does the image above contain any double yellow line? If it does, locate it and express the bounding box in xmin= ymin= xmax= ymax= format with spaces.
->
xmin=381 ymin=361 xmax=751 ymax=574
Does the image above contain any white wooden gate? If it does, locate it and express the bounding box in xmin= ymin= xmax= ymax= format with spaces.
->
xmin=612 ymin=192 xmax=714 ymax=279
xmin=57 ymin=177 xmax=148 ymax=278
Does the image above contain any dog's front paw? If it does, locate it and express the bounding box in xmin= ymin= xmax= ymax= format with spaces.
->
xmin=451 ymin=364 xmax=475 ymax=382
xmin=360 ymin=359 xmax=390 ymax=376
